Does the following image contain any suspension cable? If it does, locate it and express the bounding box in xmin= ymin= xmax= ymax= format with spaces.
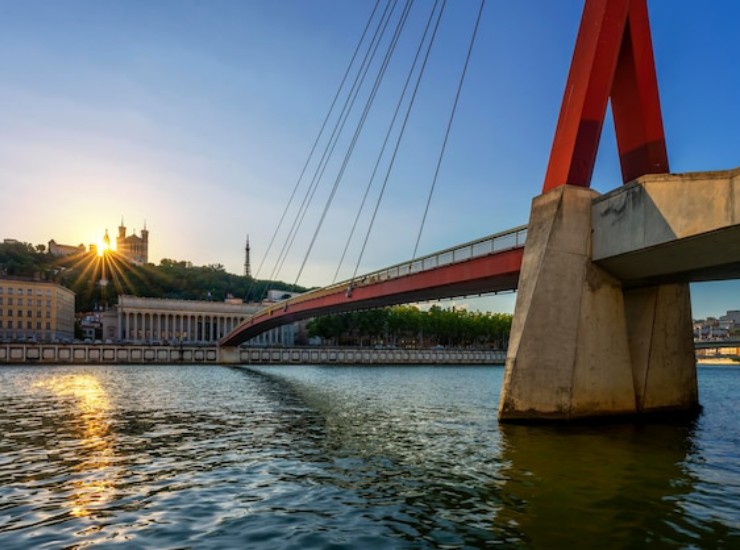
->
xmin=352 ymin=0 xmax=447 ymax=281
xmin=246 ymin=0 xmax=381 ymax=299
xmin=268 ymin=0 xmax=398 ymax=286
xmin=293 ymin=0 xmax=414 ymax=286
xmin=333 ymin=0 xmax=440 ymax=283
xmin=412 ymin=0 xmax=485 ymax=259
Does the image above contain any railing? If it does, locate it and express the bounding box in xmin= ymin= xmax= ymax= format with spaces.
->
xmin=264 ymin=225 xmax=528 ymax=313
xmin=352 ymin=225 xmax=528 ymax=285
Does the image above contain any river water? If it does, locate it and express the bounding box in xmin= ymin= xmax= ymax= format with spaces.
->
xmin=0 ymin=364 xmax=737 ymax=548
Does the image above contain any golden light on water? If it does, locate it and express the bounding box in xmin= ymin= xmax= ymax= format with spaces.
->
xmin=33 ymin=374 xmax=117 ymax=518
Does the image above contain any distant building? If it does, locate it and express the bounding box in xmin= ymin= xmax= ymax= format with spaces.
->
xmin=0 ymin=278 xmax=75 ymax=341
xmin=79 ymin=311 xmax=103 ymax=341
xmin=102 ymin=295 xmax=295 ymax=346
xmin=48 ymin=239 xmax=85 ymax=258
xmin=719 ymin=310 xmax=740 ymax=330
xmin=116 ymin=219 xmax=149 ymax=265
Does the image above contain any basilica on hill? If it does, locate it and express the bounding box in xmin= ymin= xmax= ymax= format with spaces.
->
xmin=116 ymin=218 xmax=149 ymax=265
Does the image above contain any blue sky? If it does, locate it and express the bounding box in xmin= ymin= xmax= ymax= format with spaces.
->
xmin=0 ymin=1 xmax=737 ymax=318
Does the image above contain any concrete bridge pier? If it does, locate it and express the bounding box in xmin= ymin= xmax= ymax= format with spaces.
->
xmin=499 ymin=185 xmax=698 ymax=421
xmin=218 ymin=346 xmax=240 ymax=364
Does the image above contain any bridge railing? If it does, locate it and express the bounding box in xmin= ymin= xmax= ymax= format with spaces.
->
xmin=369 ymin=225 xmax=528 ymax=282
xmin=279 ymin=225 xmax=528 ymax=311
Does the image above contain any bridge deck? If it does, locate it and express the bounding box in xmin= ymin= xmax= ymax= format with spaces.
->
xmin=221 ymin=226 xmax=526 ymax=346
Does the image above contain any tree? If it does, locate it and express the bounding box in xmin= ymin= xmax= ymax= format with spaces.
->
xmin=306 ymin=306 xmax=512 ymax=349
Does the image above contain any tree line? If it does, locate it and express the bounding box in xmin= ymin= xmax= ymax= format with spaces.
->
xmin=307 ymin=305 xmax=512 ymax=349
xmin=0 ymin=241 xmax=305 ymax=311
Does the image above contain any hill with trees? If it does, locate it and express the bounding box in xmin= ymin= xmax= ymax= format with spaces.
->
xmin=0 ymin=240 xmax=305 ymax=311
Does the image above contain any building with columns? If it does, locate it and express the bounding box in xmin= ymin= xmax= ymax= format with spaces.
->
xmin=102 ymin=295 xmax=295 ymax=346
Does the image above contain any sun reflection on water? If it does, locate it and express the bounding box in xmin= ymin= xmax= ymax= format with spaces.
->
xmin=33 ymin=374 xmax=117 ymax=518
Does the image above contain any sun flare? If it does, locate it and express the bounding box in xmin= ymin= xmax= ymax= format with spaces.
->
xmin=96 ymin=240 xmax=110 ymax=257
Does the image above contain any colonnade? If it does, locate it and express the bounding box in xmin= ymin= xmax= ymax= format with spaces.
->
xmin=118 ymin=311 xmax=245 ymax=343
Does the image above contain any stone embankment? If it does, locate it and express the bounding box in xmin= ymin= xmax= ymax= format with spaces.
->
xmin=0 ymin=344 xmax=505 ymax=365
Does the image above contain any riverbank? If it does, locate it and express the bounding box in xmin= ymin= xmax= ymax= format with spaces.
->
xmin=0 ymin=343 xmax=506 ymax=365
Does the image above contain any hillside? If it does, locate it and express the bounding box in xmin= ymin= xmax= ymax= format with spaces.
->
xmin=0 ymin=241 xmax=306 ymax=311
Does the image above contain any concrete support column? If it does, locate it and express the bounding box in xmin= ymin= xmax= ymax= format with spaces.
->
xmin=624 ymin=284 xmax=698 ymax=413
xmin=117 ymin=310 xmax=122 ymax=340
xmin=499 ymin=185 xmax=698 ymax=421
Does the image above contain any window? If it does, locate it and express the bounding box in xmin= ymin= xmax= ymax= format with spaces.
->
xmin=36 ymin=299 xmax=41 ymax=307
xmin=46 ymin=290 xmax=51 ymax=297
xmin=36 ymin=321 xmax=41 ymax=329
xmin=0 ymin=320 xmax=3 ymax=328
xmin=46 ymin=300 xmax=52 ymax=307
xmin=45 ymin=312 xmax=50 ymax=319
xmin=27 ymin=289 xmax=32 ymax=295
xmin=36 ymin=289 xmax=42 ymax=296
xmin=26 ymin=321 xmax=32 ymax=329
xmin=27 ymin=310 xmax=32 ymax=318
xmin=46 ymin=322 xmax=51 ymax=330
xmin=0 ymin=298 xmax=3 ymax=305
xmin=8 ymin=298 xmax=13 ymax=306
xmin=7 ymin=310 xmax=12 ymax=317
xmin=17 ymin=310 xmax=22 ymax=317
xmin=36 ymin=311 xmax=41 ymax=318
xmin=16 ymin=321 xmax=22 ymax=328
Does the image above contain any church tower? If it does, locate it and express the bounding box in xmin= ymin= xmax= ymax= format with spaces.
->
xmin=244 ymin=234 xmax=251 ymax=278
xmin=141 ymin=220 xmax=149 ymax=264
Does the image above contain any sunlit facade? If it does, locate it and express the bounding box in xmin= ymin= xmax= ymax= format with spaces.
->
xmin=103 ymin=295 xmax=295 ymax=346
xmin=116 ymin=220 xmax=148 ymax=265
xmin=0 ymin=278 xmax=75 ymax=341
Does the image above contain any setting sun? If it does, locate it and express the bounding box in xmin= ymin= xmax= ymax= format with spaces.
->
xmin=96 ymin=229 xmax=115 ymax=257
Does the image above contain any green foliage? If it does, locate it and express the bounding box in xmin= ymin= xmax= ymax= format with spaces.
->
xmin=0 ymin=241 xmax=51 ymax=277
xmin=307 ymin=305 xmax=512 ymax=349
xmin=0 ymin=241 xmax=306 ymax=312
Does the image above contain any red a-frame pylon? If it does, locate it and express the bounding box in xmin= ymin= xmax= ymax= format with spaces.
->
xmin=543 ymin=0 xmax=668 ymax=192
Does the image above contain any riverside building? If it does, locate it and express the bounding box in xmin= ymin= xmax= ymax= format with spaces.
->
xmin=102 ymin=295 xmax=295 ymax=346
xmin=0 ymin=278 xmax=75 ymax=342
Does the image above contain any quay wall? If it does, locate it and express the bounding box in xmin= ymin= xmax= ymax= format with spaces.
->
xmin=0 ymin=344 xmax=505 ymax=365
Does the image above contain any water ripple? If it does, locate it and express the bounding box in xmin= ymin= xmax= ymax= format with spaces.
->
xmin=0 ymin=364 xmax=738 ymax=548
